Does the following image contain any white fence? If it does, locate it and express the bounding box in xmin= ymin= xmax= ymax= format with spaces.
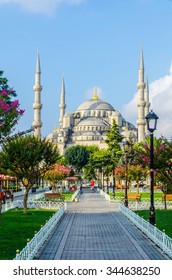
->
xmin=2 ymin=189 xmax=79 ymax=213
xmin=119 ymin=203 xmax=172 ymax=259
xmin=128 ymin=199 xmax=172 ymax=211
xmin=13 ymin=203 xmax=66 ymax=260
xmin=1 ymin=195 xmax=48 ymax=213
xmin=99 ymin=189 xmax=111 ymax=201
xmin=99 ymin=189 xmax=172 ymax=210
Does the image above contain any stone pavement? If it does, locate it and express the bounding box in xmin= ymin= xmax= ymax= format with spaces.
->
xmin=38 ymin=189 xmax=169 ymax=260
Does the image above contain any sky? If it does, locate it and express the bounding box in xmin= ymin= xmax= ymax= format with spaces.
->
xmin=1 ymin=0 xmax=172 ymax=139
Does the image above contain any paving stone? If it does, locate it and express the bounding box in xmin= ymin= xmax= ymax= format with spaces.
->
xmin=38 ymin=190 xmax=169 ymax=260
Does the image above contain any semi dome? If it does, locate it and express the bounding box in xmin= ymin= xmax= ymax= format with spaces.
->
xmin=77 ymin=117 xmax=106 ymax=127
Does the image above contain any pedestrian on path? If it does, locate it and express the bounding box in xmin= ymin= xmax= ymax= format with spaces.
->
xmin=90 ymin=179 xmax=95 ymax=192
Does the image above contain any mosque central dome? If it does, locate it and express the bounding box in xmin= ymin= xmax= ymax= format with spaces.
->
xmin=76 ymin=98 xmax=115 ymax=111
xmin=76 ymin=88 xmax=115 ymax=112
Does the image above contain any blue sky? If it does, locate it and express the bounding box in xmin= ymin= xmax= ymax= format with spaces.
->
xmin=1 ymin=0 xmax=172 ymax=138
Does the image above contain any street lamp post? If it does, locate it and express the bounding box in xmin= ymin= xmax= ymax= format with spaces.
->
xmin=123 ymin=141 xmax=130 ymax=207
xmin=112 ymin=152 xmax=116 ymax=196
xmin=145 ymin=110 xmax=159 ymax=226
xmin=101 ymin=162 xmax=104 ymax=191
xmin=106 ymin=159 xmax=109 ymax=194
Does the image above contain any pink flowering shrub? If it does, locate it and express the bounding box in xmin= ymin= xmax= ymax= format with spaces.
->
xmin=45 ymin=164 xmax=71 ymax=191
xmin=134 ymin=137 xmax=172 ymax=195
xmin=0 ymin=71 xmax=24 ymax=138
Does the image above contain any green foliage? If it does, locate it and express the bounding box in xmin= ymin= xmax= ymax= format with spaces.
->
xmin=133 ymin=136 xmax=172 ymax=194
xmin=105 ymin=118 xmax=123 ymax=169
xmin=0 ymin=209 xmax=55 ymax=260
xmin=0 ymin=135 xmax=60 ymax=182
xmin=64 ymin=145 xmax=89 ymax=172
xmin=105 ymin=118 xmax=123 ymax=154
xmin=0 ymin=135 xmax=60 ymax=213
xmin=84 ymin=148 xmax=111 ymax=180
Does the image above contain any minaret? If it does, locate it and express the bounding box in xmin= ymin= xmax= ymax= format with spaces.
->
xmin=144 ymin=74 xmax=151 ymax=135
xmin=137 ymin=46 xmax=146 ymax=142
xmin=59 ymin=75 xmax=66 ymax=127
xmin=33 ymin=51 xmax=42 ymax=138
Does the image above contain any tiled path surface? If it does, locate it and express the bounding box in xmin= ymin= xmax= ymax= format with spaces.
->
xmin=38 ymin=190 xmax=169 ymax=260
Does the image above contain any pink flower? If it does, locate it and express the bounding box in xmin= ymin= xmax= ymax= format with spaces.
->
xmin=0 ymin=89 xmax=8 ymax=96
xmin=11 ymin=100 xmax=19 ymax=108
xmin=19 ymin=109 xmax=25 ymax=115
xmin=160 ymin=145 xmax=165 ymax=150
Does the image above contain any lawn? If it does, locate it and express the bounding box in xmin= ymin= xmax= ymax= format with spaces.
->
xmin=63 ymin=192 xmax=75 ymax=200
xmin=0 ymin=208 xmax=56 ymax=260
xmin=135 ymin=209 xmax=172 ymax=238
xmin=110 ymin=191 xmax=163 ymax=200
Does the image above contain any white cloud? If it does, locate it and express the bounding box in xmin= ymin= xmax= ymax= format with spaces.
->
xmin=0 ymin=0 xmax=85 ymax=15
xmin=122 ymin=62 xmax=172 ymax=139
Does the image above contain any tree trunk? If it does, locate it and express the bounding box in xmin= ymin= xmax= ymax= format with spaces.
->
xmin=60 ymin=181 xmax=63 ymax=194
xmin=164 ymin=193 xmax=167 ymax=210
xmin=23 ymin=187 xmax=30 ymax=215
xmin=0 ymin=200 xmax=2 ymax=224
xmin=136 ymin=182 xmax=139 ymax=194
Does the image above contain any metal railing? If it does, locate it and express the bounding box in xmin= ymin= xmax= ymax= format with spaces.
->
xmin=99 ymin=189 xmax=111 ymax=201
xmin=13 ymin=203 xmax=66 ymax=260
xmin=119 ymin=203 xmax=172 ymax=258
xmin=1 ymin=201 xmax=19 ymax=213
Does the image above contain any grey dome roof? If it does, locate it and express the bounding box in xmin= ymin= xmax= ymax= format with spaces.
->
xmin=47 ymin=133 xmax=58 ymax=140
xmin=76 ymin=98 xmax=115 ymax=111
xmin=76 ymin=117 xmax=107 ymax=127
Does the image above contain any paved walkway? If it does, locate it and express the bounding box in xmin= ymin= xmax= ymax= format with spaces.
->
xmin=38 ymin=190 xmax=169 ymax=260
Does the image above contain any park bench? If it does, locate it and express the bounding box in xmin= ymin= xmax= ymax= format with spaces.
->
xmin=148 ymin=185 xmax=160 ymax=190
xmin=162 ymin=194 xmax=172 ymax=201
xmin=128 ymin=193 xmax=141 ymax=201
xmin=44 ymin=193 xmax=65 ymax=201
xmin=117 ymin=185 xmax=129 ymax=190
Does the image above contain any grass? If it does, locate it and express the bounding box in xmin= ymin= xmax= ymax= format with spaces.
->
xmin=0 ymin=208 xmax=56 ymax=260
xmin=135 ymin=209 xmax=172 ymax=238
xmin=110 ymin=191 xmax=163 ymax=200
xmin=63 ymin=192 xmax=75 ymax=200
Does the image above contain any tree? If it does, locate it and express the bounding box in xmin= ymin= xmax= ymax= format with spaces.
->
xmin=0 ymin=135 xmax=60 ymax=214
xmin=64 ymin=145 xmax=89 ymax=172
xmin=0 ymin=71 xmax=24 ymax=139
xmin=128 ymin=164 xmax=146 ymax=193
xmin=105 ymin=118 xmax=123 ymax=155
xmin=83 ymin=146 xmax=101 ymax=180
xmin=45 ymin=164 xmax=71 ymax=193
xmin=133 ymin=136 xmax=172 ymax=208
xmin=84 ymin=148 xmax=112 ymax=190
xmin=105 ymin=118 xmax=124 ymax=193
